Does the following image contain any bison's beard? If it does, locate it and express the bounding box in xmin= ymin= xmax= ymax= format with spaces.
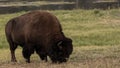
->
xmin=48 ymin=50 xmax=68 ymax=63
xmin=49 ymin=55 xmax=68 ymax=63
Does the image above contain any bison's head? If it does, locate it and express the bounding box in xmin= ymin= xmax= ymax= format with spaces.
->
xmin=52 ymin=38 xmax=73 ymax=63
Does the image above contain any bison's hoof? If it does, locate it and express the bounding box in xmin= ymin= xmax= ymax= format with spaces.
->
xmin=11 ymin=60 xmax=17 ymax=62
xmin=26 ymin=59 xmax=30 ymax=63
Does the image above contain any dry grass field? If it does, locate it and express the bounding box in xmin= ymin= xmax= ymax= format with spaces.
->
xmin=0 ymin=45 xmax=120 ymax=68
xmin=0 ymin=9 xmax=120 ymax=68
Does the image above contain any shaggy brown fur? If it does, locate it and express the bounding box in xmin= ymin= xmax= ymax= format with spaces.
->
xmin=5 ymin=10 xmax=73 ymax=63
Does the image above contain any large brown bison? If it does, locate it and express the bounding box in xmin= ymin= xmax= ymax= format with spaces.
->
xmin=5 ymin=10 xmax=73 ymax=63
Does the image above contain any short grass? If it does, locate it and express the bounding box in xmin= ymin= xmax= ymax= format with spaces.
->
xmin=0 ymin=45 xmax=120 ymax=68
xmin=0 ymin=9 xmax=120 ymax=48
xmin=53 ymin=9 xmax=120 ymax=46
xmin=0 ymin=9 xmax=120 ymax=68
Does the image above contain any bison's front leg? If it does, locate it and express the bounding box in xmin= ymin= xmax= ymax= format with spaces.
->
xmin=22 ymin=49 xmax=31 ymax=63
xmin=39 ymin=54 xmax=47 ymax=62
xmin=36 ymin=49 xmax=48 ymax=62
xmin=22 ymin=45 xmax=34 ymax=63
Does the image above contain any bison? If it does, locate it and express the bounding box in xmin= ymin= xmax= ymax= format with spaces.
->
xmin=5 ymin=10 xmax=73 ymax=63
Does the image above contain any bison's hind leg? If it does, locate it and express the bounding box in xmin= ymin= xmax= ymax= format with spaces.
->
xmin=10 ymin=43 xmax=18 ymax=62
xmin=22 ymin=45 xmax=34 ymax=63
xmin=5 ymin=32 xmax=18 ymax=62
xmin=7 ymin=38 xmax=18 ymax=62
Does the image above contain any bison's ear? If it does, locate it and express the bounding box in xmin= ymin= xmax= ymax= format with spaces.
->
xmin=57 ymin=41 xmax=63 ymax=50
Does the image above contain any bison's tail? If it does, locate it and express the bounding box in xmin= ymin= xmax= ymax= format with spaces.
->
xmin=5 ymin=18 xmax=16 ymax=43
xmin=5 ymin=19 xmax=16 ymax=34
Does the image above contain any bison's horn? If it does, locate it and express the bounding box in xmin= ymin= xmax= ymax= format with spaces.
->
xmin=57 ymin=41 xmax=62 ymax=46
xmin=57 ymin=41 xmax=63 ymax=49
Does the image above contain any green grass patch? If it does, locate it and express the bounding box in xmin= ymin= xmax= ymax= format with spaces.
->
xmin=0 ymin=9 xmax=120 ymax=48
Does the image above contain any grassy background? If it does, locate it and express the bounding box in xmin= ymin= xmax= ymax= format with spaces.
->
xmin=0 ymin=9 xmax=120 ymax=48
xmin=0 ymin=9 xmax=120 ymax=68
